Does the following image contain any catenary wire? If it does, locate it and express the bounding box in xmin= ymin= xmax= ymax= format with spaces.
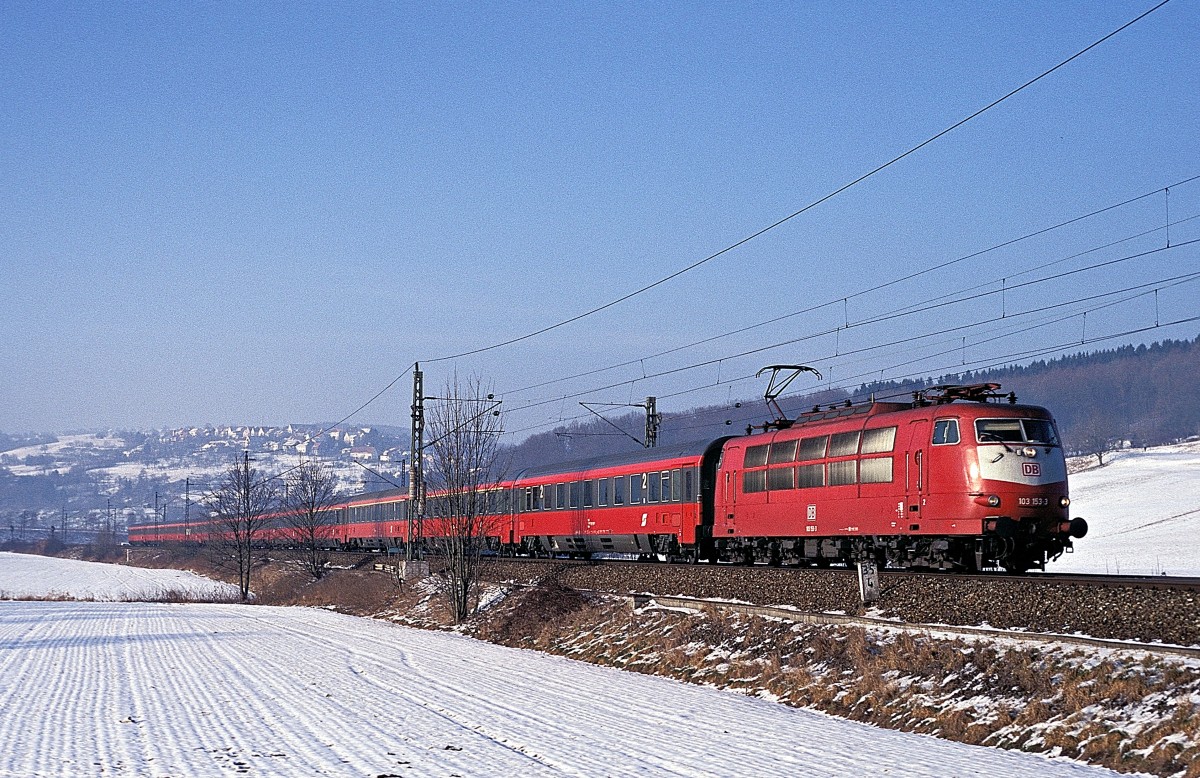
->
xmin=417 ymin=1 xmax=1173 ymax=366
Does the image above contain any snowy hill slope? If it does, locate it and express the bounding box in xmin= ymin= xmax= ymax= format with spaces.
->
xmin=0 ymin=551 xmax=238 ymax=601
xmin=1058 ymin=441 xmax=1200 ymax=576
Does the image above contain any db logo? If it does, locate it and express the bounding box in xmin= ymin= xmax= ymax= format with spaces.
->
xmin=1022 ymin=462 xmax=1041 ymax=477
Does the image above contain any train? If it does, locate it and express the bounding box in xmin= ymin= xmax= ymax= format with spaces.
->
xmin=129 ymin=383 xmax=1087 ymax=573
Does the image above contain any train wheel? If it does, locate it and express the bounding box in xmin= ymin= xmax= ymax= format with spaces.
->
xmin=1002 ymin=557 xmax=1029 ymax=574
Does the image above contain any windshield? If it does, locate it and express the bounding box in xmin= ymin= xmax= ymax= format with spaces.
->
xmin=975 ymin=418 xmax=1059 ymax=446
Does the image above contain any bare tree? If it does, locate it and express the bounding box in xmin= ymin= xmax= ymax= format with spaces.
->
xmin=207 ymin=452 xmax=278 ymax=601
xmin=425 ymin=376 xmax=504 ymax=624
xmin=282 ymin=459 xmax=340 ymax=579
xmin=1075 ymin=413 xmax=1122 ymax=467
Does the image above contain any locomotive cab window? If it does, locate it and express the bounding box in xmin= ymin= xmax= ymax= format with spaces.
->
xmin=975 ymin=417 xmax=1061 ymax=446
xmin=975 ymin=419 xmax=1023 ymax=443
xmin=744 ymin=444 xmax=769 ymax=468
xmin=1022 ymin=419 xmax=1060 ymax=446
xmin=932 ymin=419 xmax=960 ymax=445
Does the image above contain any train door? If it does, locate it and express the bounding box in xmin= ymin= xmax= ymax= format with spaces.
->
xmin=903 ymin=419 xmax=929 ymax=529
xmin=717 ymin=444 xmax=740 ymax=535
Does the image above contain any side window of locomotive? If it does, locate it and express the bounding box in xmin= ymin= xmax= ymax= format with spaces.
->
xmin=798 ymin=436 xmax=828 ymax=461
xmin=860 ymin=426 xmax=896 ymax=454
xmin=828 ymin=431 xmax=861 ymax=458
xmin=744 ymin=444 xmax=769 ymax=468
xmin=743 ymin=470 xmax=768 ymax=493
xmin=767 ymin=467 xmax=795 ymax=490
xmin=828 ymin=460 xmax=857 ymax=486
xmin=932 ymin=419 xmax=960 ymax=445
xmin=860 ymin=457 xmax=893 ymax=483
xmin=768 ymin=439 xmax=798 ymax=463
xmin=797 ymin=463 xmax=825 ymax=488
xmin=613 ymin=476 xmax=627 ymax=505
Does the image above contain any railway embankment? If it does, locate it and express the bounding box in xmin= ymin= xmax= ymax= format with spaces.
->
xmin=475 ymin=559 xmax=1200 ymax=648
xmin=470 ymin=583 xmax=1200 ymax=778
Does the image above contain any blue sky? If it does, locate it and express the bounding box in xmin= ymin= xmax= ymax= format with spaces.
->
xmin=1 ymin=1 xmax=1197 ymax=438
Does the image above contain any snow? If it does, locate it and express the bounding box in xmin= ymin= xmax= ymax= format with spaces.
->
xmin=0 ymin=552 xmax=239 ymax=601
xmin=0 ymin=433 xmax=125 ymax=460
xmin=0 ymin=558 xmax=1136 ymax=777
xmin=1057 ymin=441 xmax=1200 ymax=576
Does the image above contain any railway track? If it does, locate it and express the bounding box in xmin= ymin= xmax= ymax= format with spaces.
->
xmin=469 ymin=555 xmax=1200 ymax=648
xmin=467 ymin=553 xmax=1200 ymax=591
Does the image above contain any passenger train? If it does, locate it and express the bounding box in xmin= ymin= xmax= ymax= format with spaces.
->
xmin=130 ymin=384 xmax=1086 ymax=573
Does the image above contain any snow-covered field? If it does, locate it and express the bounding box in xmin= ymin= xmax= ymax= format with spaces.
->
xmin=0 ymin=552 xmax=239 ymax=601
xmin=1058 ymin=441 xmax=1200 ymax=576
xmin=0 ymin=558 xmax=1137 ymax=777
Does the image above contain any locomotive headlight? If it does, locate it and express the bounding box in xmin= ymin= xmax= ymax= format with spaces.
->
xmin=1059 ymin=496 xmax=1071 ymax=508
xmin=987 ymin=495 xmax=1001 ymax=508
xmin=1021 ymin=446 xmax=1037 ymax=457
